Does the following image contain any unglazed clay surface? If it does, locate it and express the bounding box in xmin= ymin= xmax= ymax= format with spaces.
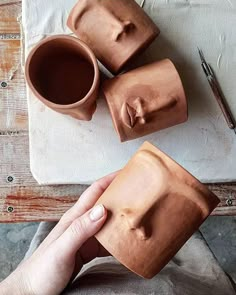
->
xmin=95 ymin=142 xmax=220 ymax=279
xmin=25 ymin=35 xmax=100 ymax=121
xmin=67 ymin=0 xmax=160 ymax=73
xmin=103 ymin=59 xmax=188 ymax=142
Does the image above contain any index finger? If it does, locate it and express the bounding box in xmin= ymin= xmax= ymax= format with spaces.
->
xmin=66 ymin=171 xmax=119 ymax=219
xmin=36 ymin=171 xmax=119 ymax=251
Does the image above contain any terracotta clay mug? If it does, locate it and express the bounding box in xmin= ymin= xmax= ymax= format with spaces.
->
xmin=95 ymin=141 xmax=220 ymax=279
xmin=103 ymin=59 xmax=188 ymax=142
xmin=67 ymin=0 xmax=160 ymax=74
xmin=25 ymin=35 xmax=100 ymax=121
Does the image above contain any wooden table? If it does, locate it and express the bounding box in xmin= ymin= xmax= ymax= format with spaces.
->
xmin=0 ymin=1 xmax=235 ymax=222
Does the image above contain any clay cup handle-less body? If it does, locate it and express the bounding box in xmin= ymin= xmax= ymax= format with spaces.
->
xmin=103 ymin=59 xmax=188 ymax=142
xmin=25 ymin=35 xmax=100 ymax=121
xmin=67 ymin=0 xmax=160 ymax=74
xmin=95 ymin=142 xmax=220 ymax=279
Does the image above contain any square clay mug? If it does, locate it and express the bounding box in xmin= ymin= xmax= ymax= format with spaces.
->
xmin=103 ymin=59 xmax=188 ymax=142
xmin=25 ymin=35 xmax=100 ymax=121
xmin=95 ymin=142 xmax=220 ymax=279
xmin=67 ymin=0 xmax=160 ymax=74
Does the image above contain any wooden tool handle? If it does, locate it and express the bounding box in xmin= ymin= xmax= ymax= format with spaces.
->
xmin=208 ymin=77 xmax=235 ymax=129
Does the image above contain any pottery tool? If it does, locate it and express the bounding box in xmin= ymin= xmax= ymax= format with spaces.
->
xmin=198 ymin=48 xmax=236 ymax=134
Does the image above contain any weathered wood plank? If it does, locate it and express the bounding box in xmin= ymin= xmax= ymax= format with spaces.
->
xmin=0 ymin=2 xmax=21 ymax=33
xmin=0 ymin=134 xmax=35 ymax=187
xmin=0 ymin=41 xmax=27 ymax=131
xmin=209 ymin=183 xmax=236 ymax=215
xmin=0 ymin=1 xmax=21 ymax=5
xmin=0 ymin=185 xmax=87 ymax=222
xmin=0 ymin=183 xmax=235 ymax=222
xmin=0 ymin=2 xmax=27 ymax=131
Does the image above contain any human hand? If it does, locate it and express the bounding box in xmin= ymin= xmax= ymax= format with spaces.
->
xmin=0 ymin=172 xmax=117 ymax=295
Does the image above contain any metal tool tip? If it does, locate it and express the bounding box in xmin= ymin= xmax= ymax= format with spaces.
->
xmin=197 ymin=47 xmax=205 ymax=62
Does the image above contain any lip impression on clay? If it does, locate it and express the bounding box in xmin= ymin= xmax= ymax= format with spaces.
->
xmin=121 ymin=103 xmax=137 ymax=128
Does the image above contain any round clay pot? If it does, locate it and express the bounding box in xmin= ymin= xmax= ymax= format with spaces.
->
xmin=95 ymin=142 xmax=220 ymax=279
xmin=103 ymin=59 xmax=188 ymax=142
xmin=67 ymin=0 xmax=160 ymax=74
xmin=25 ymin=35 xmax=100 ymax=121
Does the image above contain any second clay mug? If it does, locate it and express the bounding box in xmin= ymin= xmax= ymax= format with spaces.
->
xmin=67 ymin=0 xmax=160 ymax=74
xmin=103 ymin=59 xmax=188 ymax=142
xmin=25 ymin=35 xmax=100 ymax=121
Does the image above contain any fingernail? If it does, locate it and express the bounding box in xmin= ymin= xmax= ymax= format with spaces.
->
xmin=90 ymin=205 xmax=105 ymax=221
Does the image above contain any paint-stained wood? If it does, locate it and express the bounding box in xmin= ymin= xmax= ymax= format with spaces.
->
xmin=0 ymin=183 xmax=235 ymax=222
xmin=0 ymin=2 xmax=27 ymax=131
xmin=0 ymin=41 xmax=27 ymax=130
xmin=0 ymin=185 xmax=87 ymax=222
xmin=0 ymin=0 xmax=236 ymax=222
xmin=0 ymin=2 xmax=21 ymax=33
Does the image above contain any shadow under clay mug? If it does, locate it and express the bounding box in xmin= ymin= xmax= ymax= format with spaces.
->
xmin=95 ymin=141 xmax=220 ymax=279
xmin=67 ymin=0 xmax=160 ymax=74
xmin=25 ymin=35 xmax=100 ymax=121
xmin=103 ymin=59 xmax=188 ymax=142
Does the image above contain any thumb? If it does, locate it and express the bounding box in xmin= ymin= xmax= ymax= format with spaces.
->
xmin=54 ymin=204 xmax=107 ymax=258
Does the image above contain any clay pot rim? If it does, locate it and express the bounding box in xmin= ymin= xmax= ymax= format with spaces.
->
xmin=25 ymin=34 xmax=100 ymax=109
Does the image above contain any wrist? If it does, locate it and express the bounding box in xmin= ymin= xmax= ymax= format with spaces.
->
xmin=0 ymin=270 xmax=33 ymax=295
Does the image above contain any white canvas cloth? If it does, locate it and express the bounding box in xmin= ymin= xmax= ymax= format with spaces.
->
xmin=22 ymin=0 xmax=236 ymax=185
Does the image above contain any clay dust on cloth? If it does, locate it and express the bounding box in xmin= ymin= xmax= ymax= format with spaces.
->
xmin=22 ymin=0 xmax=236 ymax=184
